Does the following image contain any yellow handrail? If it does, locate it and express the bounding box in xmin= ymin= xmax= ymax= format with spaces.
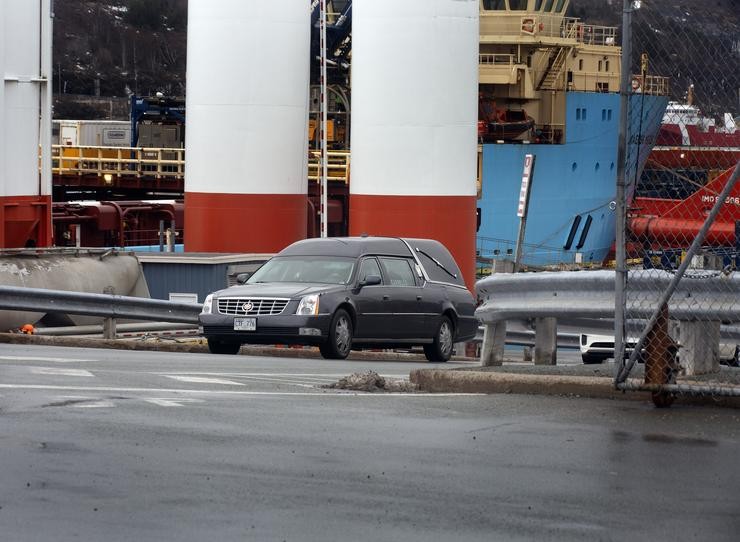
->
xmin=51 ymin=145 xmax=352 ymax=184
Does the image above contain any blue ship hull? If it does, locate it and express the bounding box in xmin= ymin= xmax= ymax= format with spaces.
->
xmin=477 ymin=92 xmax=667 ymax=268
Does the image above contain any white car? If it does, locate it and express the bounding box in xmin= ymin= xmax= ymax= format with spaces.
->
xmin=579 ymin=333 xmax=740 ymax=366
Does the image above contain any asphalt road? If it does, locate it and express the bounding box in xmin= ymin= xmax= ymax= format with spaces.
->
xmin=1 ymin=344 xmax=738 ymax=541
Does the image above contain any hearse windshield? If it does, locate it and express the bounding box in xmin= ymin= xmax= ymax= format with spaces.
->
xmin=247 ymin=256 xmax=356 ymax=285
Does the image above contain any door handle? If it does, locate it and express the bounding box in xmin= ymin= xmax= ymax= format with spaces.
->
xmin=383 ymin=295 xmax=390 ymax=301
xmin=416 ymin=295 xmax=422 ymax=301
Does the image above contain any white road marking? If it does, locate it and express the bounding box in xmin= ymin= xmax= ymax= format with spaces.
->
xmin=165 ymin=376 xmax=245 ymax=386
xmin=30 ymin=367 xmax=95 ymax=377
xmin=75 ymin=400 xmax=116 ymax=408
xmin=0 ymin=355 xmax=95 ymax=363
xmin=0 ymin=383 xmax=481 ymax=397
xmin=144 ymin=398 xmax=206 ymax=407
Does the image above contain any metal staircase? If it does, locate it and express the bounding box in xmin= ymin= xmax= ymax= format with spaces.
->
xmin=537 ymin=46 xmax=571 ymax=91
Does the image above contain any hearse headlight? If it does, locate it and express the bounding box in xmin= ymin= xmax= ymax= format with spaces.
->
xmin=202 ymin=294 xmax=214 ymax=314
xmin=296 ymin=294 xmax=320 ymax=315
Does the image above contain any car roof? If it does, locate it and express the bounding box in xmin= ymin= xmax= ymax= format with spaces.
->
xmin=278 ymin=237 xmax=413 ymax=258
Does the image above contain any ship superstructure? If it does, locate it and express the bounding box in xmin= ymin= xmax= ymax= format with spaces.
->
xmin=476 ymin=0 xmax=668 ymax=268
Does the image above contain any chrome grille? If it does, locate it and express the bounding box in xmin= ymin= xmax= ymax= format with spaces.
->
xmin=217 ymin=297 xmax=290 ymax=316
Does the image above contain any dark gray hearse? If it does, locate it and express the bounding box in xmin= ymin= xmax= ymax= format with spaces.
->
xmin=199 ymin=236 xmax=478 ymax=361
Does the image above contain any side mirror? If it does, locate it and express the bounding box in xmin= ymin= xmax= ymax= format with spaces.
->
xmin=235 ymin=272 xmax=252 ymax=285
xmin=359 ymin=274 xmax=382 ymax=287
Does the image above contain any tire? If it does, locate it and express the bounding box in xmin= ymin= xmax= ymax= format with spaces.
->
xmin=207 ymin=338 xmax=241 ymax=355
xmin=424 ymin=315 xmax=454 ymax=363
xmin=581 ymin=352 xmax=608 ymax=364
xmin=320 ymin=309 xmax=353 ymax=360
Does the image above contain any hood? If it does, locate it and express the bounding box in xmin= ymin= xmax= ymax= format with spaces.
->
xmin=213 ymin=282 xmax=344 ymax=298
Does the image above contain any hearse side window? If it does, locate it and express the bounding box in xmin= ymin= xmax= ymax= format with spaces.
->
xmin=379 ymin=258 xmax=417 ymax=287
xmin=357 ymin=257 xmax=382 ymax=284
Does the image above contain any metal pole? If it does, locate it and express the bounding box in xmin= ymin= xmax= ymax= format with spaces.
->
xmin=613 ymin=0 xmax=634 ymax=385
xmin=617 ymin=162 xmax=740 ymax=383
xmin=513 ymin=155 xmax=536 ymax=272
xmin=159 ymin=219 xmax=165 ymax=252
xmin=319 ymin=0 xmax=329 ymax=238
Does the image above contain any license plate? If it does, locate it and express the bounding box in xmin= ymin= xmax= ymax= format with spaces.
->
xmin=234 ymin=317 xmax=256 ymax=331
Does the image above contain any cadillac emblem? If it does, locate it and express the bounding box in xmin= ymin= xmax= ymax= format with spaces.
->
xmin=242 ymin=301 xmax=254 ymax=313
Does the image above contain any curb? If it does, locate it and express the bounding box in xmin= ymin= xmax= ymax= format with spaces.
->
xmin=410 ymin=369 xmax=636 ymax=400
xmin=409 ymin=369 xmax=740 ymax=408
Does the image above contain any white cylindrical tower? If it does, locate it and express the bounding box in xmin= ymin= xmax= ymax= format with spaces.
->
xmin=185 ymin=0 xmax=311 ymax=253
xmin=349 ymin=0 xmax=479 ymax=288
xmin=0 ymin=0 xmax=53 ymax=248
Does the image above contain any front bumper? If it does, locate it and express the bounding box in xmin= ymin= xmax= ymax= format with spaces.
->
xmin=199 ymin=312 xmax=332 ymax=345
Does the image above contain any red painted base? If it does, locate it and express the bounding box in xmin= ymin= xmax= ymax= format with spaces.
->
xmin=185 ymin=192 xmax=307 ymax=253
xmin=350 ymin=194 xmax=478 ymax=291
xmin=0 ymin=195 xmax=52 ymax=248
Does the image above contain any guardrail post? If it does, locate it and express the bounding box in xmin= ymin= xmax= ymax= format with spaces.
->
xmin=534 ymin=317 xmax=557 ymax=365
xmin=678 ymin=320 xmax=721 ymax=376
xmin=103 ymin=317 xmax=117 ymax=340
xmin=523 ymin=346 xmax=533 ymax=362
xmin=480 ymin=321 xmax=506 ymax=366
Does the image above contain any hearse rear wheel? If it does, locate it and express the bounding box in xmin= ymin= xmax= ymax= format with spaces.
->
xmin=424 ymin=316 xmax=454 ymax=363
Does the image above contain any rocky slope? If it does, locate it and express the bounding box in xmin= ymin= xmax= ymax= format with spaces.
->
xmin=53 ymin=0 xmax=738 ymax=118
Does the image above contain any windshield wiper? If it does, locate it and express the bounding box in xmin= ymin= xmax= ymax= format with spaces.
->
xmin=415 ymin=248 xmax=457 ymax=279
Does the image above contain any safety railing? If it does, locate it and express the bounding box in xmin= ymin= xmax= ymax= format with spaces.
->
xmin=307 ymin=150 xmax=351 ymax=184
xmin=480 ymin=13 xmax=617 ymax=46
xmin=479 ymin=53 xmax=517 ymax=66
xmin=474 ymin=270 xmax=740 ymax=372
xmin=0 ymin=284 xmax=202 ymax=339
xmin=52 ymin=145 xmax=185 ymax=179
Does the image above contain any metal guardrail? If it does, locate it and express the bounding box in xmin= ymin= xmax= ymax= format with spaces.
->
xmin=475 ymin=270 xmax=740 ymax=323
xmin=0 ymin=285 xmax=201 ymax=330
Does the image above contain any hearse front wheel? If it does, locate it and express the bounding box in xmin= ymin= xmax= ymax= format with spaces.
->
xmin=320 ymin=309 xmax=353 ymax=360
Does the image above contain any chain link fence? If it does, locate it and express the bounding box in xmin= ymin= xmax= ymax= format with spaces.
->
xmin=614 ymin=0 xmax=740 ymax=405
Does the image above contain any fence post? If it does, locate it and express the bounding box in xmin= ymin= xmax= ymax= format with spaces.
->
xmin=678 ymin=320 xmax=721 ymax=376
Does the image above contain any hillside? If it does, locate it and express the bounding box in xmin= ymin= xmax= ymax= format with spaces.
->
xmin=52 ymin=0 xmax=738 ymax=118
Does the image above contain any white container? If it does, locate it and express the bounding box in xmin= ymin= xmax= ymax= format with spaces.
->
xmin=55 ymin=120 xmax=132 ymax=147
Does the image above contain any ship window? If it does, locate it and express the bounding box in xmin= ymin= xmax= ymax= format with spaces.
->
xmin=605 ymin=60 xmax=610 ymax=71
xmin=576 ymin=108 xmax=581 ymax=120
xmin=535 ymin=0 xmax=544 ymax=10
xmin=578 ymin=59 xmax=584 ymax=70
xmin=509 ymin=0 xmax=527 ymax=9
xmin=555 ymin=0 xmax=566 ymax=12
xmin=596 ymin=82 xmax=609 ymax=92
xmin=576 ymin=215 xmax=593 ymax=249
xmin=608 ymin=109 xmax=613 ymax=120
xmin=482 ymin=0 xmax=507 ymax=10
xmin=544 ymin=0 xmax=554 ymax=10
xmin=598 ymin=60 xmax=603 ymax=71
xmin=582 ymin=108 xmax=587 ymax=120
xmin=602 ymin=109 xmax=606 ymax=121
